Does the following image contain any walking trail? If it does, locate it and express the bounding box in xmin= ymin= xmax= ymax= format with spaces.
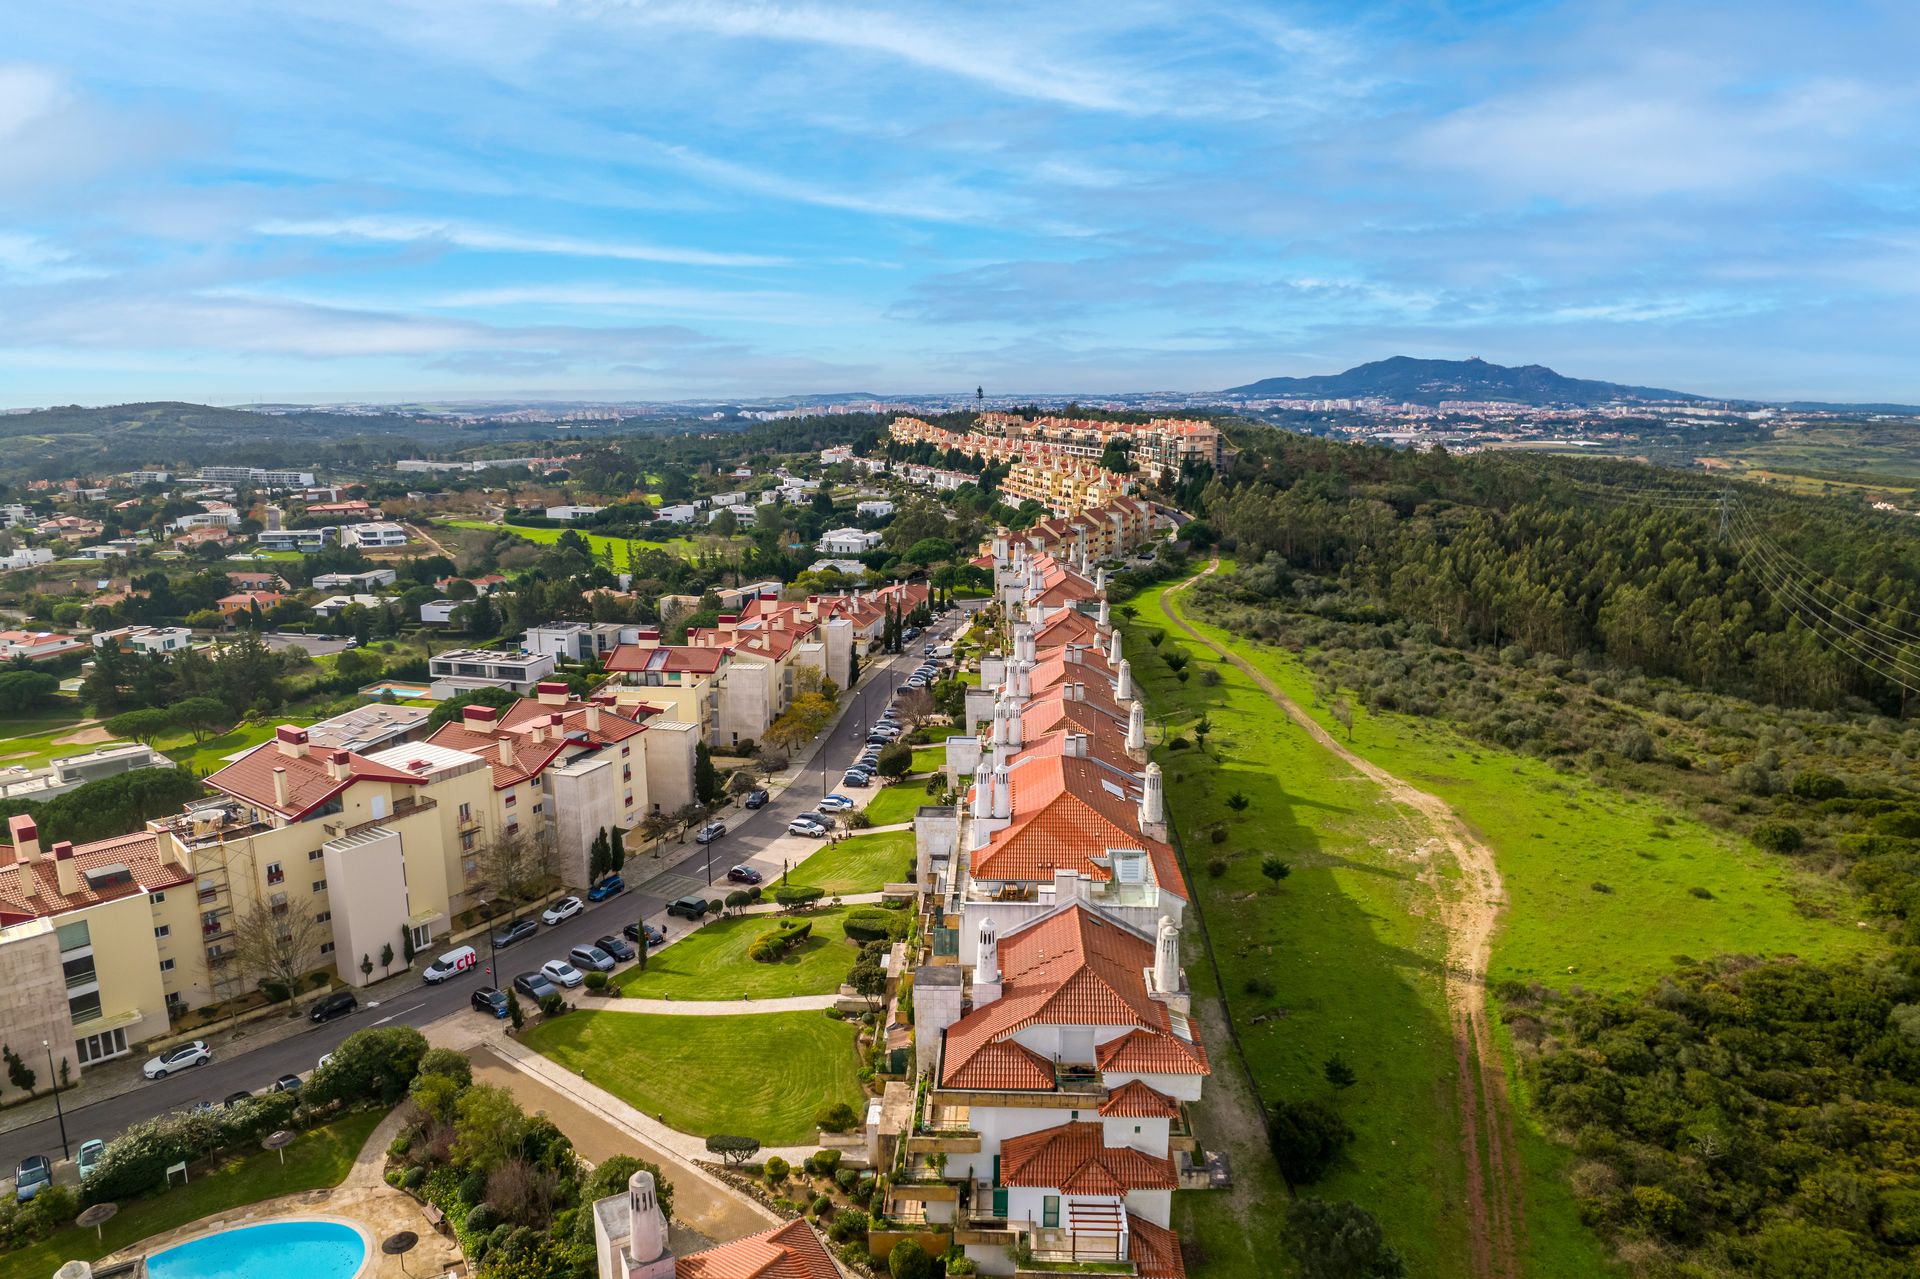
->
xmin=1162 ymin=561 xmax=1524 ymax=1279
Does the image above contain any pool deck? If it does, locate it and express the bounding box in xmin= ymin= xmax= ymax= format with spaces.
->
xmin=95 ymin=1109 xmax=465 ymax=1279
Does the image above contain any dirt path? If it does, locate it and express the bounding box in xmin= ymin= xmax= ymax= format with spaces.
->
xmin=402 ymin=521 xmax=453 ymax=559
xmin=1161 ymin=561 xmax=1524 ymax=1279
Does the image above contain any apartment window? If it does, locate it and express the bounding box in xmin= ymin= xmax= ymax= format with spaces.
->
xmin=622 ymin=765 xmax=632 ymax=782
xmin=620 ymin=745 xmax=630 ymax=757
xmin=55 ymin=919 xmax=90 ymax=953
xmin=74 ymin=1027 xmax=127 ymax=1064
xmin=266 ymin=862 xmax=285 ymax=885
xmin=154 ymin=925 xmax=171 ymax=939
xmin=623 ymin=793 xmax=633 ymax=808
xmin=315 ymin=911 xmax=332 ymax=923
xmin=150 ymin=891 xmax=165 ymax=904
xmin=309 ymin=848 xmax=325 ymax=861
xmin=458 ymin=802 xmax=472 ymax=822
xmin=503 ymin=792 xmax=516 ymax=807
xmin=506 ymin=822 xmax=519 ymax=836
xmin=159 ymin=958 xmax=175 ymax=973
xmin=312 ymin=878 xmax=327 ymax=892
xmin=319 ymin=942 xmax=335 ymax=955
xmin=410 ymin=923 xmax=431 ymax=949
xmin=531 ymin=803 xmax=543 ymax=817
xmin=1043 ymin=1196 xmax=1061 ymax=1229
xmin=68 ymin=989 xmax=103 ymax=1023
xmin=460 ymin=831 xmax=476 ymax=852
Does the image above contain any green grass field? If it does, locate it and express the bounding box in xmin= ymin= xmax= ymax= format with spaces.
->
xmin=0 ymin=1108 xmax=385 ymax=1273
xmin=789 ymin=829 xmax=914 ymax=895
xmin=161 ymin=718 xmax=315 ymax=775
xmin=617 ymin=906 xmax=859 ymax=999
xmin=442 ymin=520 xmax=734 ymax=568
xmin=859 ymin=780 xmax=934 ymax=827
xmin=0 ymin=704 xmax=94 ymax=769
xmin=1126 ymin=582 xmax=1615 ymax=1279
xmin=522 ymin=1009 xmax=863 ymax=1145
xmin=908 ymin=743 xmax=947 ymax=774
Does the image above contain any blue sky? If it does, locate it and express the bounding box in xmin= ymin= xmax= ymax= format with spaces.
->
xmin=2 ymin=0 xmax=1917 ymax=405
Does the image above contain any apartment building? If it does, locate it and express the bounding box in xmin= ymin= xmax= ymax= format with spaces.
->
xmin=428 ymin=648 xmax=558 ymax=696
xmin=890 ymin=547 xmax=1206 ymax=1276
xmin=198 ymin=466 xmax=316 ymax=487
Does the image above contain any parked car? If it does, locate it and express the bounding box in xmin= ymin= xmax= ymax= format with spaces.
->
xmin=587 ymin=875 xmax=625 ymax=902
xmin=143 ymin=1039 xmax=211 ymax=1079
xmin=903 ymin=626 xmax=921 ymax=640
xmin=666 ymin=896 xmax=708 ymax=920
xmin=818 ymin=794 xmax=855 ymax=812
xmin=492 ymin=918 xmax=538 ymax=947
xmin=76 ymin=1139 xmax=105 ymax=1181
xmin=222 ymin=1090 xmax=254 ymax=1109
xmin=270 ymin=1074 xmax=303 ymax=1095
xmin=787 ymin=819 xmax=827 ymax=838
xmin=187 ymin=1100 xmax=218 ymax=1116
xmin=743 ymin=788 xmax=770 ymax=809
xmin=841 ymin=771 xmax=872 ymax=787
xmin=513 ymin=971 xmax=558 ymax=1000
xmin=541 ymin=895 xmax=585 ymax=925
xmin=595 ymin=934 xmax=636 ymax=962
xmin=622 ymin=921 xmax=667 ymax=947
xmin=13 ymin=1156 xmax=51 ymax=1202
xmin=471 ymin=986 xmax=509 ymax=1018
xmin=309 ymin=990 xmax=357 ymax=1023
xmin=694 ymin=822 xmax=727 ymax=844
xmin=726 ymin=864 xmax=764 ymax=884
xmin=540 ymin=959 xmax=585 ymax=988
xmin=318 ymin=1052 xmax=334 ymax=1069
xmin=569 ymin=944 xmax=615 ymax=973
xmin=421 ymin=944 xmax=479 ymax=983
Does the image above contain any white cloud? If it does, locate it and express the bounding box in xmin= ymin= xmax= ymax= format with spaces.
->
xmin=0 ymin=64 xmax=66 ymax=140
xmin=253 ymin=215 xmax=787 ymax=267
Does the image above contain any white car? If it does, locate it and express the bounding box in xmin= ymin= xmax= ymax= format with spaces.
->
xmin=818 ymin=794 xmax=856 ymax=812
xmin=788 ymin=818 xmax=828 ymax=838
xmin=540 ymin=959 xmax=585 ymax=988
xmin=541 ymin=896 xmax=584 ymax=925
xmin=143 ymin=1040 xmax=212 ymax=1079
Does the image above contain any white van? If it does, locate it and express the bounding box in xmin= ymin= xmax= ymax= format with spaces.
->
xmin=421 ymin=945 xmax=478 ymax=983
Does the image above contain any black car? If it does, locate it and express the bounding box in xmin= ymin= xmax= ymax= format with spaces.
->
xmin=743 ymin=788 xmax=770 ymax=809
xmin=622 ymin=921 xmax=667 ymax=948
xmin=596 ymin=934 xmax=637 ymax=962
xmin=308 ymin=990 xmax=357 ymax=1023
xmin=666 ymin=895 xmax=708 ymax=920
xmin=726 ymin=864 xmax=763 ymax=884
xmin=471 ymin=987 xmax=509 ymax=1018
xmin=513 ymin=971 xmax=557 ymax=1000
xmin=492 ymin=918 xmax=538 ymax=947
xmin=223 ymin=1089 xmax=254 ymax=1109
xmin=270 ymin=1074 xmax=303 ymax=1095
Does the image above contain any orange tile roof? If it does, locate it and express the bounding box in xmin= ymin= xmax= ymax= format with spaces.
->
xmin=1000 ymin=1122 xmax=1177 ymax=1194
xmin=0 ymin=828 xmax=192 ymax=923
xmin=678 ymin=1218 xmax=839 ymax=1279
xmin=604 ymin=644 xmax=725 ymax=674
xmin=206 ymin=733 xmax=426 ymax=818
xmin=970 ymin=752 xmax=1177 ymax=893
xmin=940 ymin=906 xmax=1206 ymax=1088
xmin=1127 ymin=1213 xmax=1188 ymax=1279
xmin=424 ymin=720 xmax=566 ymax=790
xmin=1098 ymin=1028 xmax=1208 ymax=1075
xmin=1099 ymin=1079 xmax=1181 ymax=1118
xmin=498 ymin=696 xmax=646 ymax=747
xmin=1030 ymin=608 xmax=1100 ymax=655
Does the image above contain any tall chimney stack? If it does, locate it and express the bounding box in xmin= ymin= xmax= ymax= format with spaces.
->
xmin=272 ymin=766 xmax=290 ymax=809
xmin=53 ymin=840 xmax=80 ymax=897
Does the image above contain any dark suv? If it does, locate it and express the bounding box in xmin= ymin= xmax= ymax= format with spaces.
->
xmin=666 ymin=896 xmax=709 ymax=920
xmin=471 ymin=987 xmax=509 ymax=1018
xmin=308 ymin=990 xmax=357 ymax=1023
xmin=492 ymin=918 xmax=538 ymax=948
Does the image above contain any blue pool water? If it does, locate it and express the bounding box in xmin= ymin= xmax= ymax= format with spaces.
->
xmin=146 ymin=1219 xmax=367 ymax=1279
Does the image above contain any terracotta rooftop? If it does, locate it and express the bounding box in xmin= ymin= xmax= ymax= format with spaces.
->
xmin=677 ymin=1218 xmax=839 ymax=1279
xmin=999 ymin=1121 xmax=1178 ymax=1194
xmin=970 ymin=752 xmax=1186 ymax=901
xmin=1098 ymin=1079 xmax=1182 ymax=1118
xmin=1127 ymin=1213 xmax=1187 ymax=1279
xmin=0 ymin=826 xmax=191 ymax=924
xmin=206 ymin=728 xmax=425 ymax=818
xmin=604 ymin=644 xmax=725 ymax=675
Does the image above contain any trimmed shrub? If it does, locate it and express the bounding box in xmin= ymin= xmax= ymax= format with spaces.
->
xmin=750 ymin=918 xmax=814 ymax=963
xmin=816 ymin=1102 xmax=860 ymax=1133
xmin=843 ymin=907 xmax=907 ymax=943
xmin=808 ymin=1149 xmax=843 ymax=1176
xmin=835 ymin=1165 xmax=860 ymax=1192
xmin=765 ymin=1155 xmax=790 ymax=1182
xmin=584 ymin=971 xmax=609 ymax=991
xmin=774 ymin=884 xmax=825 ymax=909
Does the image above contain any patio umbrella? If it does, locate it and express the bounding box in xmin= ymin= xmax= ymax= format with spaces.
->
xmin=75 ymin=1201 xmax=118 ymax=1242
xmin=382 ymin=1230 xmax=419 ymax=1276
xmin=263 ymin=1129 xmax=296 ymax=1165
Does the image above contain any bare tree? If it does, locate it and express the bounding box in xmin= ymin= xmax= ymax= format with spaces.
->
xmin=672 ymin=802 xmax=708 ymax=843
xmin=476 ymin=828 xmax=556 ymax=912
xmin=726 ymin=766 xmax=762 ymax=797
xmin=1329 ymin=697 xmax=1354 ymax=741
xmin=894 ymin=688 xmax=936 ymax=730
xmin=638 ymin=810 xmax=674 ymax=858
xmin=232 ymin=900 xmax=331 ymax=1016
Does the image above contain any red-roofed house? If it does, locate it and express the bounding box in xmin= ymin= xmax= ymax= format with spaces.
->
xmin=593 ymin=1165 xmax=839 ymax=1279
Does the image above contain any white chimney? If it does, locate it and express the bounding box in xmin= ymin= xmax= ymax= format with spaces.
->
xmin=271 ymin=765 xmax=290 ymax=808
xmin=992 ymin=702 xmax=1009 ymax=748
xmin=1095 ymin=566 xmax=1108 ymax=593
xmin=972 ymin=774 xmax=990 ymax=821
xmin=584 ymin=704 xmax=601 ymax=733
xmin=625 ymin=1168 xmax=669 ymax=1266
xmin=1140 ymin=762 xmax=1165 ymax=830
xmin=1153 ymin=915 xmax=1180 ymax=996
xmin=1109 ymin=630 xmax=1123 ymax=664
xmin=974 ymin=917 xmax=1002 ymax=1005
xmin=1097 ymin=597 xmax=1110 ymax=628
xmin=991 ymin=764 xmax=1011 ymax=820
xmin=1016 ymin=662 xmax=1032 ymax=698
xmin=1006 ymin=705 xmax=1023 ymax=748
xmin=1127 ymin=700 xmax=1146 ymax=753
xmin=1115 ymin=659 xmax=1133 ymax=702
xmin=498 ymin=738 xmax=516 ymax=767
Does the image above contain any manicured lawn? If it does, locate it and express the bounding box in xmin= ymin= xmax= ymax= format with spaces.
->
xmin=908 ymin=743 xmax=947 ymax=774
xmin=0 ymin=704 xmax=95 ymax=769
xmin=441 ymin=520 xmax=736 ymax=568
xmin=617 ymin=906 xmax=859 ymax=999
xmin=860 ymin=780 xmax=935 ymax=828
xmin=162 ymin=719 xmax=314 ymax=775
xmin=1 ymin=1107 xmax=386 ymax=1273
xmin=789 ymin=829 xmax=915 ymax=895
xmin=522 ymin=1010 xmax=863 ymax=1145
xmin=1125 ymin=583 xmax=1616 ymax=1279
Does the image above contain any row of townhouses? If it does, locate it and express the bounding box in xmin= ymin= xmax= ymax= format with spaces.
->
xmin=0 ymin=686 xmax=695 ymax=1081
xmin=887 ymin=544 xmax=1204 ymax=1277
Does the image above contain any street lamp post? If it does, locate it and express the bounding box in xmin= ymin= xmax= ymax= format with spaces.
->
xmin=43 ymin=1040 xmax=69 ymax=1159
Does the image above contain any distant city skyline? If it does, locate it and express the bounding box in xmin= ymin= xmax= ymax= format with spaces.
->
xmin=3 ymin=1 xmax=1917 ymax=404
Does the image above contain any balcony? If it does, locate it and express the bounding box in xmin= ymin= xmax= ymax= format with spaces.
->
xmin=327 ymin=795 xmax=437 ymax=839
xmin=1052 ymin=1061 xmax=1104 ymax=1092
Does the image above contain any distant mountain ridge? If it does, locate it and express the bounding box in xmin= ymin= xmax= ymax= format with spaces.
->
xmin=1223 ymin=356 xmax=1708 ymax=407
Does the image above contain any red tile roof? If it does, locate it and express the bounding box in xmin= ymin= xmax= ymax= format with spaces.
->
xmin=424 ymin=721 xmax=566 ymax=790
xmin=940 ymin=906 xmax=1206 ymax=1088
xmin=0 ymin=828 xmax=192 ymax=923
xmin=999 ymin=1122 xmax=1177 ymax=1194
xmin=970 ymin=752 xmax=1184 ymax=900
xmin=206 ymin=733 xmax=426 ymax=818
xmin=1127 ymin=1213 xmax=1188 ymax=1279
xmin=677 ymin=1218 xmax=839 ymax=1279
xmin=1099 ymin=1079 xmax=1181 ymax=1118
xmin=604 ymin=643 xmax=725 ymax=674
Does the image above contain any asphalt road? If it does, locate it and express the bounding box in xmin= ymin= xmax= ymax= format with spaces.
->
xmin=0 ymin=609 xmax=971 ymax=1180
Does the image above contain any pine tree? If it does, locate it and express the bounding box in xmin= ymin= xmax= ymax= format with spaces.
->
xmin=608 ymin=826 xmax=625 ymax=874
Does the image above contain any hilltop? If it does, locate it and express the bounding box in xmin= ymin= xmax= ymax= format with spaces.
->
xmin=1222 ymin=356 xmax=1708 ymax=406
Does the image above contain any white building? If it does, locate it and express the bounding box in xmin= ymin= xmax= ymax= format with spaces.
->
xmin=313 ymin=568 xmax=398 ymax=591
xmin=123 ymin=471 xmax=172 ymax=485
xmin=0 ymin=548 xmax=53 ymax=572
xmin=420 ymin=600 xmax=462 ymax=625
xmin=427 ymin=648 xmax=558 ymax=696
xmin=545 ymin=505 xmax=605 ymax=521
xmin=198 ymin=466 xmax=315 ymax=487
xmin=653 ymin=504 xmax=698 ymax=525
xmin=92 ymin=626 xmax=193 ymax=655
xmin=818 ymin=527 xmax=883 ymax=555
xmin=343 ymin=522 xmax=409 ymax=549
xmin=856 ymin=499 xmax=896 ymax=519
xmin=525 ymin=621 xmax=628 ymax=662
xmin=314 ymin=593 xmax=385 ymax=617
xmin=1 ymin=504 xmax=34 ymax=527
xmin=257 ymin=528 xmax=333 ymax=553
xmin=820 ymin=445 xmax=855 ymax=465
xmin=169 ymin=510 xmax=241 ymax=532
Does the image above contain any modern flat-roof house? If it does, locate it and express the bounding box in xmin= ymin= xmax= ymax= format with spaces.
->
xmin=313 ymin=593 xmax=385 ymax=618
xmin=428 ymin=648 xmax=558 ymax=696
xmin=856 ymin=499 xmax=896 ymax=519
xmin=257 ymin=527 xmax=333 ymax=552
xmin=342 ymin=521 xmax=409 ymax=549
xmin=420 ymin=599 xmax=461 ymax=625
xmin=545 ymin=505 xmax=605 ymax=521
xmin=0 ymin=742 xmax=171 ymax=806
xmin=304 ymin=702 xmax=433 ymax=755
xmin=654 ymin=503 xmax=698 ymax=524
xmin=526 ymin=621 xmax=628 ymax=661
xmin=312 ymin=568 xmax=398 ymax=591
xmin=818 ymin=527 xmax=883 ymax=554
xmin=91 ymin=625 xmax=194 ymax=655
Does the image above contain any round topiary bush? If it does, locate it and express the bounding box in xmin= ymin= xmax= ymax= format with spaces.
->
xmin=584 ymin=970 xmax=609 ymax=991
xmin=765 ymin=1155 xmax=790 ymax=1182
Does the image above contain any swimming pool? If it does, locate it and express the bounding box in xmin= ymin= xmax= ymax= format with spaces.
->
xmin=360 ymin=683 xmax=432 ymax=699
xmin=146 ymin=1218 xmax=369 ymax=1279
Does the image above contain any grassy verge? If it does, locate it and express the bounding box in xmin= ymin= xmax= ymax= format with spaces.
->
xmin=522 ymin=1009 xmax=863 ymax=1145
xmin=0 ymin=705 xmax=93 ymax=769
xmin=441 ymin=520 xmax=735 ymax=568
xmin=908 ymin=744 xmax=947 ymax=774
xmin=161 ymin=719 xmax=315 ymax=775
xmin=616 ymin=907 xmax=859 ymax=999
xmin=789 ymin=829 xmax=914 ymax=895
xmin=2 ymin=1107 xmax=385 ymax=1272
xmin=860 ymin=781 xmax=933 ymax=828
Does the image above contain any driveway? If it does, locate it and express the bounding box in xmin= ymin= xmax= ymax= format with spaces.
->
xmin=262 ymin=632 xmax=352 ymax=657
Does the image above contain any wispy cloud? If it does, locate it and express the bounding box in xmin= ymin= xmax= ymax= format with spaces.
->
xmin=254 ymin=215 xmax=787 ymax=268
